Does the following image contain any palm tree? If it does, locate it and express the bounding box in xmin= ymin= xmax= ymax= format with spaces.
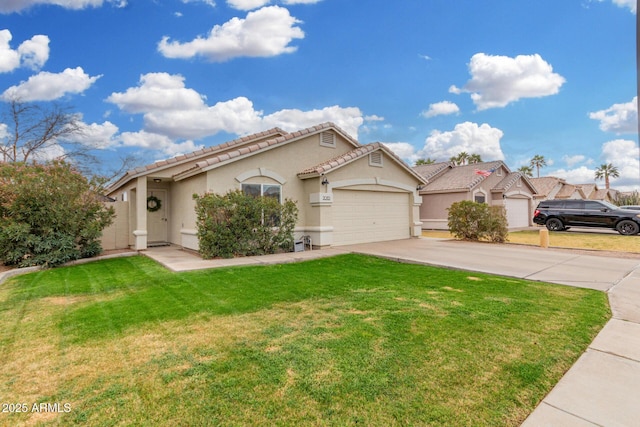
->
xmin=468 ymin=154 xmax=482 ymax=164
xmin=595 ymin=163 xmax=620 ymax=189
xmin=415 ymin=158 xmax=436 ymax=166
xmin=517 ymin=165 xmax=534 ymax=178
xmin=530 ymin=155 xmax=547 ymax=178
xmin=450 ymin=152 xmax=469 ymax=165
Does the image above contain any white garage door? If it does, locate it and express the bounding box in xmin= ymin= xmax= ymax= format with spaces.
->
xmin=505 ymin=198 xmax=530 ymax=228
xmin=332 ymin=190 xmax=411 ymax=246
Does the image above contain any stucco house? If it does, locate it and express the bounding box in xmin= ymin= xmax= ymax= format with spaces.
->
xmin=414 ymin=161 xmax=537 ymax=230
xmin=530 ymin=177 xmax=586 ymax=202
xmin=103 ymin=122 xmax=426 ymax=252
xmin=530 ymin=177 xmax=618 ymax=203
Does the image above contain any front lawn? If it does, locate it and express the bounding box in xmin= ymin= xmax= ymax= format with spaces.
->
xmin=0 ymin=255 xmax=609 ymax=426
xmin=423 ymin=229 xmax=640 ymax=254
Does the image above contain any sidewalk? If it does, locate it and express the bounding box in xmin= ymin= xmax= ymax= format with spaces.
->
xmin=143 ymin=238 xmax=640 ymax=426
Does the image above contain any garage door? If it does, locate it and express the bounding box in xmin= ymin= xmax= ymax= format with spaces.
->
xmin=505 ymin=198 xmax=530 ymax=228
xmin=332 ymin=190 xmax=410 ymax=246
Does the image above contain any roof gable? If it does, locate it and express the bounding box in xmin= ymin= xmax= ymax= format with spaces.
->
xmin=107 ymin=127 xmax=288 ymax=191
xmin=172 ymin=122 xmax=361 ymax=181
xmin=297 ymin=142 xmax=427 ymax=184
xmin=418 ymin=161 xmax=507 ymax=193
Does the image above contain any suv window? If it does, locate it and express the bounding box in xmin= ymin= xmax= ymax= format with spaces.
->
xmin=563 ymin=200 xmax=583 ymax=209
xmin=584 ymin=201 xmax=604 ymax=210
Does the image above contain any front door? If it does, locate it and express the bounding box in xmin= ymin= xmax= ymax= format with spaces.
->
xmin=147 ymin=189 xmax=168 ymax=243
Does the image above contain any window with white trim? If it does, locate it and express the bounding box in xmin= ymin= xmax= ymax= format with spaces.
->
xmin=474 ymin=192 xmax=486 ymax=203
xmin=241 ymin=183 xmax=282 ymax=203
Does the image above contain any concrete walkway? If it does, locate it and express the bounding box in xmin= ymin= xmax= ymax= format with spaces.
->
xmin=143 ymin=238 xmax=640 ymax=426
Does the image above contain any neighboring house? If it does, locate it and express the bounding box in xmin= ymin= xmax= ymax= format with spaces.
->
xmin=104 ymin=122 xmax=426 ymax=251
xmin=415 ymin=161 xmax=536 ymax=230
xmin=531 ymin=178 xmax=618 ymax=203
xmin=530 ymin=177 xmax=585 ymax=202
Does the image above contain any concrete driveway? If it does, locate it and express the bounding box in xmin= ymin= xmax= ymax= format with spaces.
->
xmin=340 ymin=238 xmax=640 ymax=426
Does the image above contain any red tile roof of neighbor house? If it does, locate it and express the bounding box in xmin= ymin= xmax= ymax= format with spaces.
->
xmin=416 ymin=161 xmax=506 ymax=193
xmin=412 ymin=162 xmax=452 ymax=181
xmin=492 ymin=172 xmax=531 ymax=192
xmin=529 ymin=176 xmax=566 ymax=198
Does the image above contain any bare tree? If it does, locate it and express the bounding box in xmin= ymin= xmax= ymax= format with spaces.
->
xmin=0 ymin=98 xmax=82 ymax=163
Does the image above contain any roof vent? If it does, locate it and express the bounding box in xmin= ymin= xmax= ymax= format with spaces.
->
xmin=369 ymin=151 xmax=383 ymax=167
xmin=320 ymin=131 xmax=336 ymax=148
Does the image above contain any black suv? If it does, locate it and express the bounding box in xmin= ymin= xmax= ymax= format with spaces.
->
xmin=533 ymin=199 xmax=640 ymax=235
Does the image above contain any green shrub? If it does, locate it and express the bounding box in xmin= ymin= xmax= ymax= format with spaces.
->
xmin=194 ymin=190 xmax=298 ymax=259
xmin=0 ymin=161 xmax=114 ymax=268
xmin=447 ymin=200 xmax=508 ymax=243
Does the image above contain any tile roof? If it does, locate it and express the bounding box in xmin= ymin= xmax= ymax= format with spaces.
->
xmin=171 ymin=122 xmax=361 ymax=181
xmin=297 ymin=142 xmax=427 ymax=184
xmin=529 ymin=177 xmax=565 ymax=197
xmin=418 ymin=161 xmax=506 ymax=192
xmin=107 ymin=126 xmax=288 ymax=191
xmin=492 ymin=172 xmax=525 ymax=192
xmin=297 ymin=143 xmax=380 ymax=177
xmin=413 ymin=162 xmax=452 ymax=181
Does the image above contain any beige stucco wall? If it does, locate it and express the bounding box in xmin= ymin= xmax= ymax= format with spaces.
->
xmin=107 ymin=131 xmax=423 ymax=250
xmin=100 ymin=201 xmax=130 ymax=250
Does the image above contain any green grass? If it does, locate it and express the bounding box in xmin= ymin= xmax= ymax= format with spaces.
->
xmin=423 ymin=229 xmax=640 ymax=254
xmin=0 ymin=254 xmax=609 ymax=426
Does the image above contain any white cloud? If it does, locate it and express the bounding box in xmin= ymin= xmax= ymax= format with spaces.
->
xmin=17 ymin=35 xmax=49 ymax=70
xmin=182 ymin=0 xmax=215 ymax=7
xmin=421 ymin=101 xmax=460 ymax=118
xmin=2 ymin=67 xmax=101 ymax=101
xmin=589 ymin=97 xmax=637 ymax=134
xmin=562 ymin=154 xmax=588 ymax=167
xmin=0 ymin=0 xmax=126 ymax=13
xmin=595 ymin=0 xmax=636 ymax=14
xmin=62 ymin=120 xmax=120 ymax=149
xmin=120 ymin=131 xmax=205 ymax=157
xmin=381 ymin=142 xmax=419 ymax=165
xmin=0 ymin=30 xmax=49 ymax=72
xmin=365 ymin=115 xmax=384 ymax=122
xmin=106 ymin=73 xmax=206 ymax=113
xmin=601 ymin=138 xmax=640 ymax=189
xmin=419 ymin=122 xmax=505 ymax=161
xmin=260 ymin=105 xmax=363 ymax=137
xmin=228 ymin=0 xmax=323 ymax=8
xmin=551 ymin=166 xmax=596 ymax=184
xmin=451 ymin=53 xmax=565 ymax=110
xmin=226 ymin=0 xmax=269 ymax=10
xmin=107 ymin=72 xmax=364 ymax=141
xmin=158 ymin=6 xmax=304 ymax=62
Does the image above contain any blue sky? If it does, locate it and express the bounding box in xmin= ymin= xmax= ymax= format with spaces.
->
xmin=1 ymin=0 xmax=638 ymax=190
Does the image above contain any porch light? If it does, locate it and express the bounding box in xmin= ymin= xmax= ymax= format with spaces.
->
xmin=153 ymin=178 xmax=161 ymax=183
xmin=321 ymin=177 xmax=329 ymax=185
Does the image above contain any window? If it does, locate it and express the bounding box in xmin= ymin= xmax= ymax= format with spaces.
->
xmin=563 ymin=200 xmax=584 ymax=209
xmin=241 ymin=183 xmax=283 ymax=226
xmin=474 ymin=194 xmax=486 ymax=204
xmin=242 ymin=183 xmax=282 ymax=203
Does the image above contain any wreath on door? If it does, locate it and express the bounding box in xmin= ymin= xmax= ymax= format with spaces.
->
xmin=147 ymin=195 xmax=162 ymax=212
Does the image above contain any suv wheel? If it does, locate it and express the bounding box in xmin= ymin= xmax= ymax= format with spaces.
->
xmin=616 ymin=220 xmax=639 ymax=236
xmin=545 ymin=218 xmax=565 ymax=231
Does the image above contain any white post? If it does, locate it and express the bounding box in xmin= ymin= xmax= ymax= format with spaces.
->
xmin=133 ymin=176 xmax=148 ymax=250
